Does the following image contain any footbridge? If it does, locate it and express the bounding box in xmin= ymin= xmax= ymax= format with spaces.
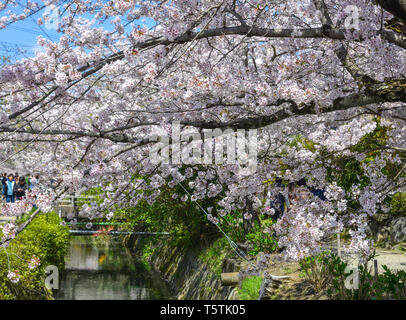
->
xmin=56 ymin=194 xmax=170 ymax=236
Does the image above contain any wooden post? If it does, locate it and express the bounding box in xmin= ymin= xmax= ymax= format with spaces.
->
xmin=258 ymin=272 xmax=268 ymax=300
xmin=357 ymin=253 xmax=362 ymax=299
xmin=72 ymin=193 xmax=78 ymax=218
xmin=374 ymin=259 xmax=378 ymax=279
xmin=220 ymin=272 xmax=240 ymax=286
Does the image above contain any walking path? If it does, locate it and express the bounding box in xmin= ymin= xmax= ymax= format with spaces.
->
xmin=0 ymin=215 xmax=16 ymax=225
xmin=344 ymin=249 xmax=406 ymax=273
xmin=323 ymin=240 xmax=406 ymax=273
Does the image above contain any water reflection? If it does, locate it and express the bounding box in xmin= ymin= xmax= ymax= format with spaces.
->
xmin=56 ymin=236 xmax=172 ymax=300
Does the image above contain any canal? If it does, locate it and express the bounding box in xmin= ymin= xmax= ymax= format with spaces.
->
xmin=55 ymin=235 xmax=173 ymax=300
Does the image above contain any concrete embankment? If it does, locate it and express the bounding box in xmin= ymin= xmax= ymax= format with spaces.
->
xmin=127 ymin=237 xmax=242 ymax=300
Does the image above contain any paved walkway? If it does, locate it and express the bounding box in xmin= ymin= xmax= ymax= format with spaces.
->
xmin=343 ymin=249 xmax=406 ymax=273
xmin=320 ymin=240 xmax=406 ymax=275
xmin=0 ymin=215 xmax=16 ymax=225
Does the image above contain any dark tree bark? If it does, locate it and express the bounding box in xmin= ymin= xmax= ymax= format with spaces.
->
xmin=376 ymin=0 xmax=406 ymax=21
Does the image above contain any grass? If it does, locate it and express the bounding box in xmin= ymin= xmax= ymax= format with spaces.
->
xmin=198 ymin=237 xmax=230 ymax=276
xmin=283 ymin=267 xmax=295 ymax=274
xmin=237 ymin=275 xmax=263 ymax=300
xmin=138 ymin=240 xmax=157 ymax=271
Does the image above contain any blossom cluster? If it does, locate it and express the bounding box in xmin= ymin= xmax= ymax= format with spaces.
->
xmin=0 ymin=223 xmax=17 ymax=242
xmin=28 ymin=255 xmax=41 ymax=270
xmin=7 ymin=270 xmax=21 ymax=284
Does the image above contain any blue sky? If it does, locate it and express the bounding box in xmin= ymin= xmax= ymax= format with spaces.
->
xmin=0 ymin=4 xmax=61 ymax=59
xmin=0 ymin=3 xmax=155 ymax=61
xmin=0 ymin=19 xmax=60 ymax=58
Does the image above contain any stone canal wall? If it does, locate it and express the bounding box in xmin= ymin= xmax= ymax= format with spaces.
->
xmin=128 ymin=238 xmax=240 ymax=300
xmin=367 ymin=214 xmax=406 ymax=249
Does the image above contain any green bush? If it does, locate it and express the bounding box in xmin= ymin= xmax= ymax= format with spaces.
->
xmin=299 ymin=251 xmax=347 ymax=292
xmin=0 ymin=211 xmax=70 ymax=300
xmin=391 ymin=192 xmax=406 ymax=215
xmin=245 ymin=220 xmax=278 ymax=256
xmin=349 ymin=257 xmax=406 ymax=300
xmin=300 ymin=251 xmax=406 ymax=300
xmin=111 ymin=182 xmax=220 ymax=249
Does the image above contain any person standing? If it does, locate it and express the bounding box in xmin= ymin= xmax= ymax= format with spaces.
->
xmin=29 ymin=174 xmax=39 ymax=190
xmin=5 ymin=174 xmax=16 ymax=203
xmin=15 ymin=177 xmax=28 ymax=201
xmin=1 ymin=173 xmax=7 ymax=201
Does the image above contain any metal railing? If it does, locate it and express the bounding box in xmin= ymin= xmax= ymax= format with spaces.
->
xmin=68 ymin=230 xmax=170 ymax=236
xmin=57 ymin=194 xmax=97 ymax=207
xmin=56 ymin=194 xmax=97 ymax=218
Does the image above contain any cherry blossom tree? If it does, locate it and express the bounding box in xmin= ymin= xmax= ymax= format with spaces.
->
xmin=0 ymin=0 xmax=405 ymax=261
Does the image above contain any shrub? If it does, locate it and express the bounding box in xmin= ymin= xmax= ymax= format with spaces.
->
xmin=299 ymin=251 xmax=350 ymax=293
xmin=391 ymin=192 xmax=406 ymax=215
xmin=0 ymin=211 xmax=70 ymax=300
xmin=351 ymin=261 xmax=406 ymax=300
xmin=300 ymin=251 xmax=406 ymax=300
xmin=111 ymin=182 xmax=220 ymax=248
xmin=245 ymin=221 xmax=279 ymax=256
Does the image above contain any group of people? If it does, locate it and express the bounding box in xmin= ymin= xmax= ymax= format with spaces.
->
xmin=1 ymin=173 xmax=39 ymax=203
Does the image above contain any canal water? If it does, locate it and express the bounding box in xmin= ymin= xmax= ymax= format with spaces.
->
xmin=55 ymin=235 xmax=172 ymax=300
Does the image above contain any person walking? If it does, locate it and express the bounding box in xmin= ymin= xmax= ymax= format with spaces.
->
xmin=4 ymin=174 xmax=16 ymax=203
